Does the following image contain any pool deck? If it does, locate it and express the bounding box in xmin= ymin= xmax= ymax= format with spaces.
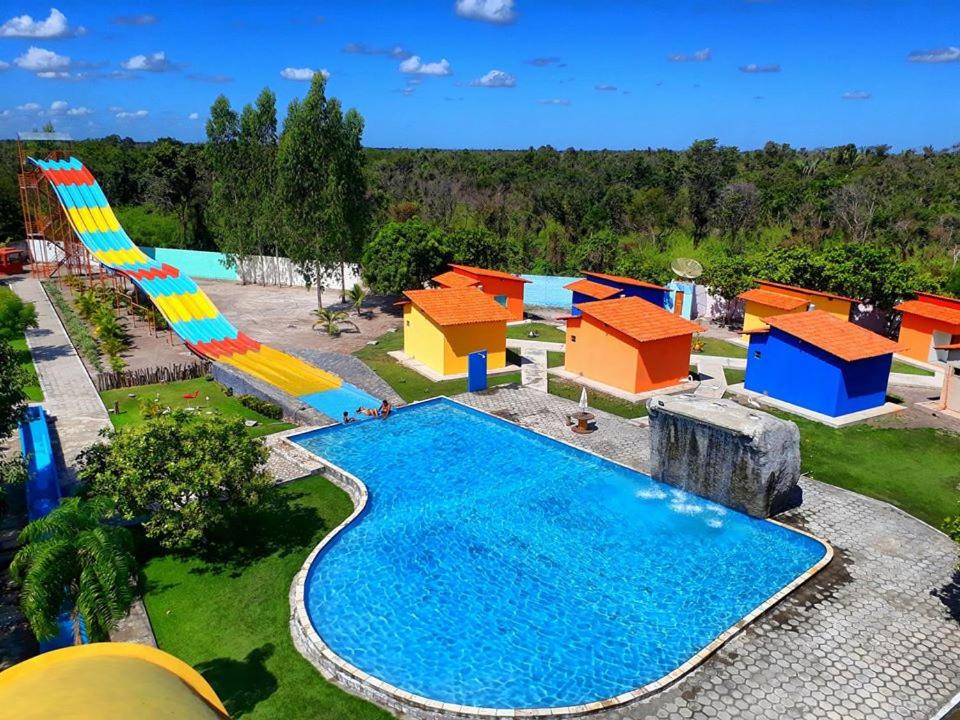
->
xmin=452 ymin=386 xmax=960 ymax=720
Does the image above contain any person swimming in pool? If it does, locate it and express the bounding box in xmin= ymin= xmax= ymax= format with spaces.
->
xmin=342 ymin=411 xmax=355 ymax=424
xmin=356 ymin=399 xmax=392 ymax=419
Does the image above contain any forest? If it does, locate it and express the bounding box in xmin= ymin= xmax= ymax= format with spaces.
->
xmin=1 ymin=74 xmax=959 ymax=310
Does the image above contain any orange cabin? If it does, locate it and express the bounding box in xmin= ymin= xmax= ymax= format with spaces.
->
xmin=563 ymin=297 xmax=701 ymax=395
xmin=894 ymin=292 xmax=960 ymax=364
xmin=432 ymin=264 xmax=529 ymax=321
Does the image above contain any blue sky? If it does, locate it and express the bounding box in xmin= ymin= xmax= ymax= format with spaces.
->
xmin=0 ymin=1 xmax=958 ymax=150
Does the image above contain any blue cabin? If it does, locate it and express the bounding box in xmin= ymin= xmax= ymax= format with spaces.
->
xmin=744 ymin=310 xmax=901 ymax=417
xmin=565 ymin=272 xmax=672 ymax=316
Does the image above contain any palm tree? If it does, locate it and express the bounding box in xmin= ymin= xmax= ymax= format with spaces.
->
xmin=311 ymin=308 xmax=350 ymax=336
xmin=11 ymin=496 xmax=138 ymax=643
xmin=346 ymin=283 xmax=368 ymax=317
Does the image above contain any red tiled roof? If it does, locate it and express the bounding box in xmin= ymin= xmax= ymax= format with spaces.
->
xmin=764 ymin=310 xmax=903 ymax=362
xmin=894 ymin=299 xmax=960 ymax=327
xmin=403 ymin=287 xmax=513 ymax=326
xmin=756 ymin=279 xmax=856 ymax=303
xmin=738 ymin=287 xmax=809 ymax=311
xmin=449 ymin=264 xmax=531 ymax=283
xmin=563 ymin=278 xmax=621 ymax=299
xmin=582 ymin=271 xmax=667 ymax=291
xmin=575 ymin=296 xmax=701 ymax=343
xmin=432 ymin=270 xmax=479 ymax=288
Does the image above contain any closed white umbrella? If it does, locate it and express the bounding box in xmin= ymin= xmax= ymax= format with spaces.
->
xmin=579 ymin=387 xmax=588 ymax=411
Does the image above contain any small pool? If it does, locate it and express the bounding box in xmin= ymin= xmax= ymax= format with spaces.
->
xmin=293 ymin=398 xmax=827 ymax=710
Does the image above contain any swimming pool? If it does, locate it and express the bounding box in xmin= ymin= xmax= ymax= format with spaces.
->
xmin=292 ymin=398 xmax=829 ymax=712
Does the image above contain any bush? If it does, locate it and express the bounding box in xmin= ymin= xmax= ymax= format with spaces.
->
xmin=77 ymin=411 xmax=273 ymax=551
xmin=238 ymin=394 xmax=283 ymax=420
xmin=0 ymin=288 xmax=38 ymax=342
xmin=44 ymin=283 xmax=103 ymax=372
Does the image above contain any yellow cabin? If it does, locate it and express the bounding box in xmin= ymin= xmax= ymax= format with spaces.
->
xmin=738 ymin=280 xmax=855 ymax=341
xmin=401 ymin=287 xmax=513 ymax=377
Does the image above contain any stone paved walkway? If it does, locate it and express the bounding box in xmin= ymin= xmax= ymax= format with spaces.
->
xmin=694 ymin=358 xmax=727 ymax=398
xmin=453 ymin=386 xmax=960 ymax=720
xmin=9 ymin=277 xmax=111 ymax=479
xmin=520 ymin=348 xmax=548 ymax=393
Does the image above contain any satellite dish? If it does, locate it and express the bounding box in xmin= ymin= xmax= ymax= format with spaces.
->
xmin=671 ymin=257 xmax=704 ymax=280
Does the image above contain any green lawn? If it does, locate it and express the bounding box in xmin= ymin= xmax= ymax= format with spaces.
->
xmin=890 ymin=359 xmax=935 ymax=377
xmin=141 ymin=474 xmax=388 ymax=720
xmin=506 ymin=322 xmax=565 ymax=343
xmin=544 ymin=351 xmax=647 ymax=418
xmin=100 ymin=378 xmax=294 ymax=438
xmin=9 ymin=335 xmax=43 ymax=402
xmin=784 ymin=416 xmax=960 ymax=528
xmin=723 ymin=368 xmax=747 ymax=385
xmin=353 ymin=330 xmax=522 ymax=403
xmin=694 ymin=337 xmax=748 ymax=359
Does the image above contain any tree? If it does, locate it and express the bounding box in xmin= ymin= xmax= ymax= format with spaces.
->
xmin=143 ymin=139 xmax=205 ymax=247
xmin=684 ymin=139 xmax=735 ymax=246
xmin=628 ymin=187 xmax=675 ymax=251
xmin=715 ymin=182 xmax=759 ymax=251
xmin=536 ymin=218 xmax=569 ymax=274
xmin=573 ymin=230 xmax=620 ymax=272
xmin=346 ymin=283 xmax=368 ymax=316
xmin=11 ymin=496 xmax=137 ymax=643
xmin=0 ymin=341 xmax=27 ymax=440
xmin=831 ymin=184 xmax=877 ymax=243
xmin=77 ymin=412 xmax=272 ymax=551
xmin=362 ymin=219 xmax=452 ymax=294
xmin=449 ymin=226 xmax=508 ymax=269
xmin=0 ymin=291 xmax=38 ymax=341
xmin=277 ymin=75 xmax=369 ymax=307
xmin=312 ymin=307 xmax=351 ymax=336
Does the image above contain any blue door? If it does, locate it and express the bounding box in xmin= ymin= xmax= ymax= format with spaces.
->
xmin=468 ymin=350 xmax=488 ymax=392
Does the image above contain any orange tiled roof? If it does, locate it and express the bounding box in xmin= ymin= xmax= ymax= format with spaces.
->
xmin=757 ymin=279 xmax=856 ymax=303
xmin=575 ymin=296 xmax=701 ymax=343
xmin=738 ymin=287 xmax=809 ymax=311
xmin=764 ymin=310 xmax=903 ymax=362
xmin=894 ymin=299 xmax=960 ymax=327
xmin=432 ymin=271 xmax=479 ymax=289
xmin=449 ymin=264 xmax=531 ymax=283
xmin=915 ymin=291 xmax=960 ymax=307
xmin=563 ymin=278 xmax=621 ymax=299
xmin=935 ymin=342 xmax=960 ymax=350
xmin=404 ymin=287 xmax=514 ymax=326
xmin=582 ymin=271 xmax=667 ymax=291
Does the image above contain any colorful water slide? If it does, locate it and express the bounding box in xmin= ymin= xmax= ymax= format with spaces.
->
xmin=31 ymin=156 xmax=379 ymax=419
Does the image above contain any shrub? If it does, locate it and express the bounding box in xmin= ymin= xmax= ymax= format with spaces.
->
xmin=77 ymin=411 xmax=273 ymax=551
xmin=0 ymin=288 xmax=38 ymax=342
xmin=44 ymin=283 xmax=103 ymax=372
xmin=238 ymin=394 xmax=283 ymax=420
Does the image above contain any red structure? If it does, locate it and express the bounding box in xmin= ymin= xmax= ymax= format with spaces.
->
xmin=0 ymin=247 xmax=27 ymax=275
xmin=432 ymin=264 xmax=529 ymax=321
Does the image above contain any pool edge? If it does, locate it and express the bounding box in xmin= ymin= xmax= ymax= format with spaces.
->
xmin=286 ymin=395 xmax=834 ymax=719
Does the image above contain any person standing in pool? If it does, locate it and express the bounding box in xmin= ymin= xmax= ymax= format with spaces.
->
xmin=356 ymin=399 xmax=392 ymax=419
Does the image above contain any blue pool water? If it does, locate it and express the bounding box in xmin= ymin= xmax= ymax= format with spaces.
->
xmin=294 ymin=398 xmax=826 ymax=709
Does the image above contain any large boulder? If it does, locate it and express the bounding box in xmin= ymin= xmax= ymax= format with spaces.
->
xmin=647 ymin=395 xmax=800 ymax=518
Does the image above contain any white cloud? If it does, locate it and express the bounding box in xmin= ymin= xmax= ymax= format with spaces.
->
xmin=739 ymin=63 xmax=781 ymax=73
xmin=594 ymin=83 xmax=617 ymax=91
xmin=115 ymin=109 xmax=148 ymax=119
xmin=455 ymin=0 xmax=516 ymax=24
xmin=49 ymin=100 xmax=68 ymax=112
xmin=14 ymin=46 xmax=71 ymax=72
xmin=841 ymin=91 xmax=871 ymax=100
xmin=538 ymin=98 xmax=570 ymax=106
xmin=112 ymin=14 xmax=158 ymax=26
xmin=399 ymin=55 xmax=452 ymax=76
xmin=471 ymin=69 xmax=516 ymax=87
xmin=907 ymin=46 xmax=960 ymax=64
xmin=16 ymin=102 xmax=41 ymax=111
xmin=344 ymin=43 xmax=411 ymax=60
xmin=188 ymin=112 xmax=200 ymax=120
xmin=0 ymin=8 xmax=84 ymax=39
xmin=67 ymin=106 xmax=92 ymax=115
xmin=669 ymin=48 xmax=712 ymax=62
xmin=121 ymin=51 xmax=176 ymax=72
xmin=280 ymin=66 xmax=329 ymax=80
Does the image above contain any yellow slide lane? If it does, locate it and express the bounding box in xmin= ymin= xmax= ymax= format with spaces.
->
xmin=94 ymin=248 xmax=150 ymax=268
xmin=255 ymin=346 xmax=342 ymax=391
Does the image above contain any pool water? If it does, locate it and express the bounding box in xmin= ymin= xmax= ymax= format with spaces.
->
xmin=294 ymin=398 xmax=826 ymax=709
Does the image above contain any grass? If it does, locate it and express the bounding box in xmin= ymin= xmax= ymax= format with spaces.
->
xmin=723 ymin=368 xmax=746 ymax=385
xmin=141 ymin=474 xmax=389 ymax=720
xmin=9 ymin=335 xmax=43 ymax=402
xmin=779 ymin=414 xmax=960 ymax=528
xmin=693 ymin=337 xmax=748 ymax=359
xmin=506 ymin=322 xmax=565 ymax=343
xmin=544 ymin=351 xmax=647 ymax=418
xmin=353 ymin=330 xmax=522 ymax=403
xmin=100 ymin=378 xmax=294 ymax=438
xmin=890 ymin=359 xmax=935 ymax=377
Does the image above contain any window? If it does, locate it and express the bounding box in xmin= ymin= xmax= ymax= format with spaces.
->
xmin=571 ymin=335 xmax=577 ymax=342
xmin=754 ymin=351 xmax=762 ymax=359
xmin=494 ymin=294 xmax=508 ymax=307
xmin=406 ymin=320 xmax=410 ymax=327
